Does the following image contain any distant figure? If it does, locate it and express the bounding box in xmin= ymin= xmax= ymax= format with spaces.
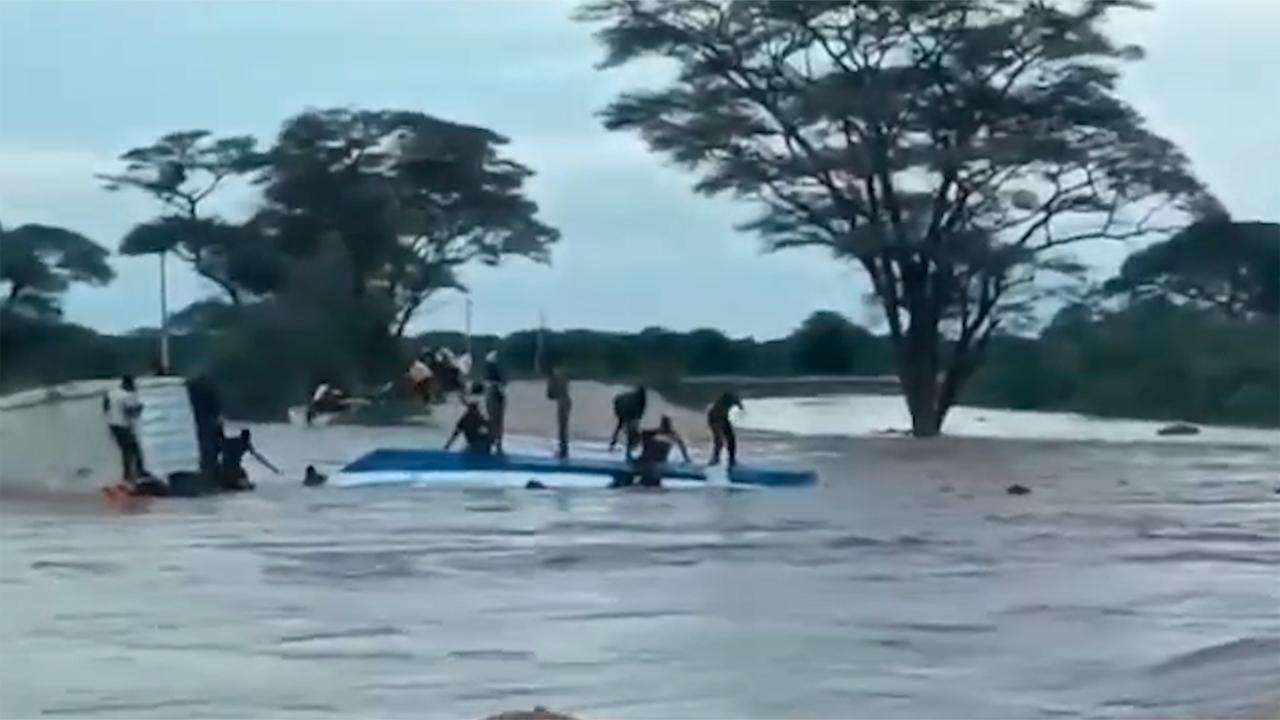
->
xmin=407 ymin=352 xmax=434 ymax=405
xmin=433 ymin=349 xmax=464 ymax=401
xmin=615 ymin=415 xmax=690 ymax=488
xmin=484 ymin=351 xmax=507 ymax=454
xmin=306 ymin=380 xmax=348 ymax=425
xmin=303 ymin=465 xmax=327 ymax=487
xmin=545 ymin=364 xmax=572 ymax=459
xmin=186 ymin=375 xmax=225 ymax=482
xmin=707 ymin=391 xmax=744 ymax=467
xmin=103 ymin=375 xmax=150 ymax=484
xmin=445 ymin=401 xmax=494 ymax=456
xmin=218 ymin=428 xmax=280 ymax=491
xmin=609 ymin=385 xmax=648 ymax=460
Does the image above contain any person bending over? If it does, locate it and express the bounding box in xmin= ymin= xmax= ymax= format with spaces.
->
xmin=608 ymin=385 xmax=648 ymax=460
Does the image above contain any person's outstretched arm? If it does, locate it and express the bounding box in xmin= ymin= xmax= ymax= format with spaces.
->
xmin=674 ymin=432 xmax=691 ymax=464
xmin=249 ymin=444 xmax=282 ymax=475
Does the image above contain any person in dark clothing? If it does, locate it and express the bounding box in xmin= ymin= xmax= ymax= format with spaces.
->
xmin=483 ymin=351 xmax=507 ymax=454
xmin=218 ymin=428 xmax=280 ymax=491
xmin=707 ymin=391 xmax=744 ymax=467
xmin=613 ymin=415 xmax=690 ymax=488
xmin=445 ymin=401 xmax=494 ymax=456
xmin=608 ymin=385 xmax=648 ymax=460
xmin=545 ymin=365 xmax=572 ymax=459
xmin=186 ymin=376 xmax=225 ymax=482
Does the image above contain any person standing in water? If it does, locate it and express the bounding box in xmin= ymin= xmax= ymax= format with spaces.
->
xmin=609 ymin=385 xmax=647 ymax=460
xmin=103 ymin=375 xmax=149 ymax=484
xmin=545 ymin=364 xmax=572 ymax=459
xmin=186 ymin=375 xmax=225 ymax=483
xmin=483 ymin=351 xmax=507 ymax=454
xmin=407 ymin=351 xmax=434 ymax=405
xmin=218 ymin=428 xmax=280 ymax=491
xmin=707 ymin=391 xmax=744 ymax=467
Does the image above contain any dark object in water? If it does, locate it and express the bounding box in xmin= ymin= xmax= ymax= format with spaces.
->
xmin=303 ymin=465 xmax=327 ymax=487
xmin=1157 ymin=422 xmax=1201 ymax=436
xmin=1006 ymin=484 xmax=1031 ymax=496
xmin=525 ymin=479 xmax=547 ymax=490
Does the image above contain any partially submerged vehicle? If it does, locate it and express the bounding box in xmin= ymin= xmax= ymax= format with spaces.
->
xmin=0 ymin=377 xmax=200 ymax=495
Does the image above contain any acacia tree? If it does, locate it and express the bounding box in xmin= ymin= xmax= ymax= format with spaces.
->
xmin=579 ymin=0 xmax=1218 ymax=436
xmin=101 ymin=130 xmax=267 ymax=305
xmin=258 ymin=108 xmax=558 ymax=337
xmin=1104 ymin=219 xmax=1279 ymax=319
xmin=0 ymin=222 xmax=115 ymax=320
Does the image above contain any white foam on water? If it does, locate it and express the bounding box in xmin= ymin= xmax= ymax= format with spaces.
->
xmin=737 ymin=393 xmax=1280 ymax=447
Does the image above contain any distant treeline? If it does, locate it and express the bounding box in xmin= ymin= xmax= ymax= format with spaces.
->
xmin=3 ymin=301 xmax=1276 ymax=428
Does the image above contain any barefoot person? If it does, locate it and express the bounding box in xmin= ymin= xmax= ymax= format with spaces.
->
xmin=103 ymin=375 xmax=149 ymax=484
xmin=483 ymin=351 xmax=507 ymax=454
xmin=545 ymin=364 xmax=572 ymax=458
xmin=707 ymin=391 xmax=744 ymax=467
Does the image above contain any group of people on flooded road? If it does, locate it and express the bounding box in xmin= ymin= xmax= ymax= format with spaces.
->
xmin=439 ymin=352 xmax=746 ymax=487
xmin=103 ymin=343 xmax=745 ymax=495
xmin=103 ymin=375 xmax=280 ymax=497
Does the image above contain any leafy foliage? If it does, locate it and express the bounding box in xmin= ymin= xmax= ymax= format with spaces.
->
xmin=102 ymin=130 xmax=268 ymax=304
xmin=0 ymin=223 xmax=114 ymax=320
xmin=1104 ymin=219 xmax=1279 ymax=318
xmin=578 ymin=0 xmax=1217 ymax=435
xmin=256 ymin=108 xmax=559 ymax=336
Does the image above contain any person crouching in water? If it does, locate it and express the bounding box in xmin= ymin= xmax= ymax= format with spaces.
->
xmin=614 ymin=415 xmax=690 ymax=488
xmin=608 ymin=385 xmax=647 ymax=460
xmin=218 ymin=428 xmax=281 ymax=491
xmin=445 ymin=401 xmax=495 ymax=456
xmin=707 ymin=391 xmax=744 ymax=467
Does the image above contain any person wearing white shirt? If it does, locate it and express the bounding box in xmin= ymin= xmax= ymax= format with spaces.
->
xmin=102 ymin=375 xmax=148 ymax=483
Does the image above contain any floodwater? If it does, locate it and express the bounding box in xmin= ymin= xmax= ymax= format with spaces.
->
xmin=2 ymin=397 xmax=1278 ymax=719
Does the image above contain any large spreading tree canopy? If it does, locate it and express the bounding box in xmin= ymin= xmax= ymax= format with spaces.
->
xmin=0 ymin=222 xmax=114 ymax=320
xmin=579 ymin=0 xmax=1219 ymax=435
xmin=1104 ymin=219 xmax=1279 ymax=319
xmin=256 ymin=108 xmax=560 ymax=336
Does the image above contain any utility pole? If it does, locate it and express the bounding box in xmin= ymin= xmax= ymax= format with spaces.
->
xmin=158 ymin=250 xmax=170 ymax=373
xmin=534 ymin=310 xmax=546 ymax=375
xmin=464 ymin=296 xmax=473 ymax=378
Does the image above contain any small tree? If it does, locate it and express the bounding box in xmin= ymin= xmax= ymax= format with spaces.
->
xmin=791 ymin=310 xmax=868 ymax=375
xmin=579 ymin=0 xmax=1217 ymax=436
xmin=0 ymin=222 xmax=114 ymax=320
xmin=101 ymin=130 xmax=266 ymax=305
xmin=1104 ymin=219 xmax=1279 ymax=318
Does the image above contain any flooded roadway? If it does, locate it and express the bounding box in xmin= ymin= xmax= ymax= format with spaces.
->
xmin=2 ymin=402 xmax=1278 ymax=718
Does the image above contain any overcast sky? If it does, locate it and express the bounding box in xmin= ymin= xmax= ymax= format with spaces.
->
xmin=1 ymin=0 xmax=1276 ymax=339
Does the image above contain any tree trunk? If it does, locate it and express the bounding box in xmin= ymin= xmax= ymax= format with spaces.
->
xmin=899 ymin=344 xmax=943 ymax=438
xmin=895 ymin=271 xmax=945 ymax=438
